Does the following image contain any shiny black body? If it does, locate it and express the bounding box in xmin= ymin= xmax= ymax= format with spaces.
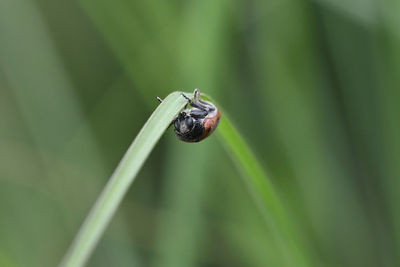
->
xmin=173 ymin=112 xmax=205 ymax=142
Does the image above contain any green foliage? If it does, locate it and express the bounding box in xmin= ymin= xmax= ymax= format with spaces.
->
xmin=216 ymin=114 xmax=311 ymax=267
xmin=1 ymin=0 xmax=399 ymax=266
xmin=60 ymin=92 xmax=311 ymax=266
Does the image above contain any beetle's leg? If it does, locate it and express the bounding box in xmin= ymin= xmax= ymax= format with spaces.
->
xmin=194 ymin=89 xmax=215 ymax=111
xmin=181 ymin=93 xmax=198 ymax=112
xmin=181 ymin=93 xmax=207 ymax=110
xmin=156 ymin=96 xmax=163 ymax=103
xmin=186 ymin=99 xmax=207 ymax=111
xmin=198 ymin=99 xmax=215 ymax=111
xmin=191 ymin=99 xmax=215 ymax=112
xmin=181 ymin=93 xmax=193 ymax=104
xmin=193 ymin=88 xmax=201 ymax=102
xmin=190 ymin=108 xmax=208 ymax=118
xmin=182 ymin=89 xmax=202 ymax=104
xmin=181 ymin=93 xmax=205 ymax=110
xmin=182 ymin=90 xmax=215 ymax=112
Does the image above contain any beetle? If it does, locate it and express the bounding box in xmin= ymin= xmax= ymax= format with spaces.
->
xmin=157 ymin=89 xmax=221 ymax=142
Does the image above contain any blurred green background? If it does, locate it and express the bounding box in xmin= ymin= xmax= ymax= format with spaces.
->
xmin=1 ymin=0 xmax=399 ymax=266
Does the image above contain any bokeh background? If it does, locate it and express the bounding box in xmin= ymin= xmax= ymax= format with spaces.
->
xmin=1 ymin=0 xmax=399 ymax=266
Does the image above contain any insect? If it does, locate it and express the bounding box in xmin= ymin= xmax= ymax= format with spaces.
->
xmin=157 ymin=89 xmax=221 ymax=142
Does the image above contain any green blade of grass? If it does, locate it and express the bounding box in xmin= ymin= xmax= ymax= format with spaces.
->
xmin=217 ymin=115 xmax=309 ymax=266
xmin=60 ymin=91 xmax=309 ymax=267
xmin=206 ymin=95 xmax=311 ymax=267
xmin=59 ymin=92 xmax=187 ymax=267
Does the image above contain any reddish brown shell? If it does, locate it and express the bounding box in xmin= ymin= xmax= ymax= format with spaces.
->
xmin=198 ymin=109 xmax=221 ymax=141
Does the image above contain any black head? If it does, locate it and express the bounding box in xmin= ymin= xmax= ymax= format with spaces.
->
xmin=173 ymin=112 xmax=205 ymax=142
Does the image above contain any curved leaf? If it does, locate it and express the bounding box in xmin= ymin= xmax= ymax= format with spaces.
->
xmin=59 ymin=92 xmax=187 ymax=267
